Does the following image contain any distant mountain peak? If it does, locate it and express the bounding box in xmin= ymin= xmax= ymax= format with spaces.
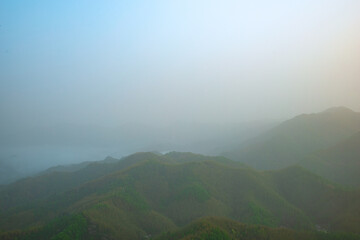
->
xmin=322 ymin=106 xmax=355 ymax=114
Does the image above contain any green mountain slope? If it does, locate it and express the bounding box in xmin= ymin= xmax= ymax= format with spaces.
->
xmin=0 ymin=152 xmax=360 ymax=239
xmin=267 ymin=166 xmax=360 ymax=233
xmin=0 ymin=153 xmax=169 ymax=209
xmin=156 ymin=217 xmax=360 ymax=240
xmin=3 ymin=215 xmax=359 ymax=240
xmin=40 ymin=156 xmax=119 ymax=174
xmin=165 ymin=151 xmax=249 ymax=168
xmin=225 ymin=107 xmax=360 ymax=169
xmin=299 ymin=132 xmax=360 ymax=187
xmin=0 ymin=152 xmax=250 ymax=211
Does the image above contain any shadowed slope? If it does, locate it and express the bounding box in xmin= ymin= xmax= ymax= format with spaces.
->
xmin=226 ymin=107 xmax=360 ymax=169
xmin=300 ymin=132 xmax=360 ymax=187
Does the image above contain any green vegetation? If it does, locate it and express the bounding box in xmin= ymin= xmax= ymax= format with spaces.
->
xmin=300 ymin=132 xmax=360 ymax=187
xmin=176 ymin=182 xmax=210 ymax=203
xmin=0 ymin=214 xmax=90 ymax=240
xmin=0 ymin=151 xmax=360 ymax=239
xmin=243 ymin=201 xmax=277 ymax=227
xmin=156 ymin=217 xmax=360 ymax=240
xmin=112 ymin=186 xmax=149 ymax=211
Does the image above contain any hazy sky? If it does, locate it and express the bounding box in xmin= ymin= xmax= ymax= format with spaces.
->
xmin=1 ymin=0 xmax=360 ymax=130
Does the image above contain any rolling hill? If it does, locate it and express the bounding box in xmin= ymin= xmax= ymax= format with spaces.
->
xmin=225 ymin=107 xmax=360 ymax=169
xmin=0 ymin=152 xmax=360 ymax=239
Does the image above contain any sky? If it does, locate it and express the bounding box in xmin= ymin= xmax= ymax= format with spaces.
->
xmin=1 ymin=0 xmax=360 ymax=131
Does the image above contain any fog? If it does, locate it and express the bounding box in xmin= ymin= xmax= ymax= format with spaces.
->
xmin=1 ymin=1 xmax=360 ymax=181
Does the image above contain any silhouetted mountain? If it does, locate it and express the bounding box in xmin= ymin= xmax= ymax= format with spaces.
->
xmin=0 ymin=152 xmax=360 ymax=239
xmin=299 ymin=132 xmax=360 ymax=187
xmin=225 ymin=107 xmax=360 ymax=169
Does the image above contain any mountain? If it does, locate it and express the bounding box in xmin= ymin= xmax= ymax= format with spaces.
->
xmin=165 ymin=151 xmax=249 ymax=168
xmin=299 ymin=132 xmax=360 ymax=187
xmin=3 ymin=216 xmax=359 ymax=240
xmin=0 ymin=152 xmax=360 ymax=239
xmin=225 ymin=107 xmax=360 ymax=169
xmin=0 ymin=160 xmax=20 ymax=185
xmin=0 ymin=152 xmax=246 ymax=210
xmin=156 ymin=217 xmax=360 ymax=240
xmin=40 ymin=156 xmax=119 ymax=174
xmin=0 ymin=153 xmax=163 ymax=209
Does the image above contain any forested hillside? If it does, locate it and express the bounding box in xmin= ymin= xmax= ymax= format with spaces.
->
xmin=1 ymin=152 xmax=359 ymax=239
xmin=300 ymin=132 xmax=360 ymax=187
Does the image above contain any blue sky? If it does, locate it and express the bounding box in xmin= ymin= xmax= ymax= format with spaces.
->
xmin=1 ymin=0 xmax=360 ymax=129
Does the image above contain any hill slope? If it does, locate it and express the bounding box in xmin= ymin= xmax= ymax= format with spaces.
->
xmin=226 ymin=107 xmax=360 ymax=169
xmin=0 ymin=152 xmax=249 ymax=210
xmin=156 ymin=217 xmax=360 ymax=240
xmin=299 ymin=132 xmax=360 ymax=187
xmin=0 ymin=152 xmax=360 ymax=239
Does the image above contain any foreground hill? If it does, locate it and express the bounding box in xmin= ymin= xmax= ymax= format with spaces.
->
xmin=0 ymin=152 xmax=246 ymax=210
xmin=156 ymin=217 xmax=360 ymax=240
xmin=299 ymin=132 xmax=360 ymax=187
xmin=2 ymin=216 xmax=359 ymax=240
xmin=225 ymin=107 xmax=360 ymax=169
xmin=0 ymin=152 xmax=360 ymax=239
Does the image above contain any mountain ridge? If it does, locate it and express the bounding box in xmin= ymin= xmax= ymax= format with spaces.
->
xmin=1 ymin=152 xmax=360 ymax=239
xmin=225 ymin=107 xmax=360 ymax=169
